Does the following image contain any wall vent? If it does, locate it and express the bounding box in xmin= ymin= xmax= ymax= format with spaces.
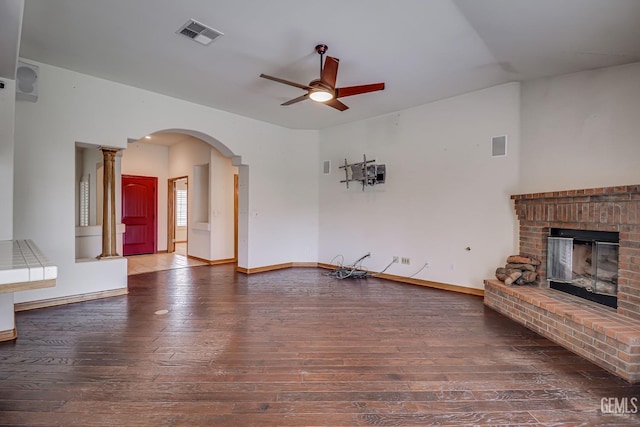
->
xmin=491 ymin=135 xmax=507 ymax=157
xmin=176 ymin=19 xmax=223 ymax=45
xmin=323 ymin=160 xmax=331 ymax=175
xmin=16 ymin=61 xmax=39 ymax=102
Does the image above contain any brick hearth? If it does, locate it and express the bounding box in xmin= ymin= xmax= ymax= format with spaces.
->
xmin=484 ymin=184 xmax=640 ymax=383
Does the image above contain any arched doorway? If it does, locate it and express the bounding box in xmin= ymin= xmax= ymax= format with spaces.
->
xmin=120 ymin=129 xmax=247 ymax=267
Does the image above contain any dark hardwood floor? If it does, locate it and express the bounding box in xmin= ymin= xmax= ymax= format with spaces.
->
xmin=1 ymin=265 xmax=640 ymax=426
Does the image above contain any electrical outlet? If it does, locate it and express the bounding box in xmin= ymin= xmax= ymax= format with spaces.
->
xmin=401 ymin=257 xmax=410 ymax=265
xmin=392 ymin=256 xmax=399 ymax=263
xmin=424 ymin=260 xmax=430 ymax=269
xmin=450 ymin=263 xmax=455 ymax=271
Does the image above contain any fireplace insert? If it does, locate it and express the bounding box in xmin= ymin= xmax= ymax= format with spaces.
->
xmin=547 ymin=228 xmax=619 ymax=308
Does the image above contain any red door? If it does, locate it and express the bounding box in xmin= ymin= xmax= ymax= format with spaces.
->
xmin=122 ymin=175 xmax=157 ymax=255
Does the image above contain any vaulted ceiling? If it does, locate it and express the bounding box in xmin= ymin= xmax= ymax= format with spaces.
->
xmin=9 ymin=0 xmax=640 ymax=129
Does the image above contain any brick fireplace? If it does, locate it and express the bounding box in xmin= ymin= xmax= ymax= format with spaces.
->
xmin=484 ymin=185 xmax=640 ymax=382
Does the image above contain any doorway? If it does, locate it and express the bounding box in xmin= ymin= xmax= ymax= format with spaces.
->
xmin=168 ymin=176 xmax=188 ymax=254
xmin=122 ymin=175 xmax=157 ymax=255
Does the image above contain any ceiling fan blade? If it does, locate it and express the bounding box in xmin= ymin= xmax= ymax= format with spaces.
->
xmin=260 ymin=74 xmax=312 ymax=91
xmin=335 ymin=82 xmax=385 ymax=98
xmin=321 ymin=56 xmax=339 ymax=88
xmin=281 ymin=93 xmax=309 ymax=106
xmin=324 ymin=98 xmax=349 ymax=111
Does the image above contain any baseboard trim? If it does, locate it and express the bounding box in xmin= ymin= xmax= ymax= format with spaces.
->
xmin=209 ymin=257 xmax=236 ymax=266
xmin=185 ymin=255 xmax=236 ymax=265
xmin=237 ymin=262 xmax=319 ymax=274
xmin=291 ymin=262 xmax=319 ymax=268
xmin=15 ymin=288 xmax=129 ymax=312
xmin=237 ymin=262 xmax=293 ymax=274
xmin=236 ymin=262 xmax=482 ymax=296
xmin=187 ymin=254 xmax=208 ymax=263
xmin=376 ymin=272 xmax=484 ymax=297
xmin=0 ymin=328 xmax=17 ymax=342
xmin=317 ymin=263 xmax=336 ymax=270
xmin=317 ymin=263 xmax=484 ymax=297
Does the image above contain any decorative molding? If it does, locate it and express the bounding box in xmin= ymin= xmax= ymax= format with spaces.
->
xmin=15 ymin=288 xmax=128 ymax=312
xmin=0 ymin=328 xmax=17 ymax=342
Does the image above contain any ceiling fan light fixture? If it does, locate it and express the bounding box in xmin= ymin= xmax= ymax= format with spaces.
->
xmin=309 ymin=90 xmax=333 ymax=102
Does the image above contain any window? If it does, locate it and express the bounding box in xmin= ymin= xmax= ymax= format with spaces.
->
xmin=176 ymin=189 xmax=187 ymax=227
xmin=79 ymin=177 xmax=89 ymax=227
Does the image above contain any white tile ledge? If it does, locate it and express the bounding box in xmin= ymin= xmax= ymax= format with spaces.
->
xmin=0 ymin=239 xmax=58 ymax=287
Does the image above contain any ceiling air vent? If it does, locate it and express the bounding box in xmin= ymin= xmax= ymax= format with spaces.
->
xmin=176 ymin=19 xmax=223 ymax=46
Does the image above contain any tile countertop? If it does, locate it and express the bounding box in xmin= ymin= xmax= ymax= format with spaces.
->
xmin=0 ymin=240 xmax=58 ymax=285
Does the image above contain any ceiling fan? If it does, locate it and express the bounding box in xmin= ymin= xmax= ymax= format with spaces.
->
xmin=260 ymin=44 xmax=385 ymax=111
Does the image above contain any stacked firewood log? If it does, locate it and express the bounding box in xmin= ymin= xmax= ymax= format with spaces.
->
xmin=495 ymin=255 xmax=540 ymax=286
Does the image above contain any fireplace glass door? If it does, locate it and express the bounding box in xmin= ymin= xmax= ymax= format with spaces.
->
xmin=547 ymin=232 xmax=619 ymax=308
xmin=547 ymin=237 xmax=573 ymax=283
xmin=593 ymin=242 xmax=618 ymax=297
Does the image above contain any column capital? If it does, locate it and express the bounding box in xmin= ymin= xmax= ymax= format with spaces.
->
xmin=99 ymin=147 xmax=121 ymax=158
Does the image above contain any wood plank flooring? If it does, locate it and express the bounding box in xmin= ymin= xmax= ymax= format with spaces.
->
xmin=1 ymin=265 xmax=640 ymax=426
xmin=126 ymin=243 xmax=208 ymax=276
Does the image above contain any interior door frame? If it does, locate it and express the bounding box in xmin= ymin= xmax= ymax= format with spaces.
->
xmin=167 ymin=176 xmax=188 ymax=254
xmin=234 ymin=173 xmax=238 ymax=262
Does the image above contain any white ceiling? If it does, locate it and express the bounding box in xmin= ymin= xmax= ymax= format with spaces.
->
xmin=14 ymin=0 xmax=640 ymax=130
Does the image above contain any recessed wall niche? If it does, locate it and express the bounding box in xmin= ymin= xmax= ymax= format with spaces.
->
xmin=193 ymin=163 xmax=210 ymax=224
xmin=74 ymin=143 xmax=124 ymax=260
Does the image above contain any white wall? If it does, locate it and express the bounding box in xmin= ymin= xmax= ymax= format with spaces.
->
xmin=0 ymin=79 xmax=15 ymax=241
xmin=520 ymin=62 xmax=640 ymax=193
xmin=319 ymin=83 xmax=521 ymax=290
xmin=246 ymin=137 xmax=320 ymax=266
xmin=164 ymin=137 xmax=237 ymax=261
xmin=13 ymin=60 xmax=319 ymax=303
xmin=8 ymin=54 xmax=638 ymax=307
xmin=209 ymin=148 xmax=237 ymax=261
xmin=168 ymin=138 xmax=213 ymax=260
xmin=0 ymin=79 xmax=16 ymax=330
xmin=120 ymin=141 xmax=169 ymax=250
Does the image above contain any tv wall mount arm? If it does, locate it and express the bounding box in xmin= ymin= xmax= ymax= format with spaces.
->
xmin=339 ymin=154 xmax=386 ymax=191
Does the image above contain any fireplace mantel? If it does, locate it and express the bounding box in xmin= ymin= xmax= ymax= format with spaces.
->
xmin=485 ymin=184 xmax=640 ymax=383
